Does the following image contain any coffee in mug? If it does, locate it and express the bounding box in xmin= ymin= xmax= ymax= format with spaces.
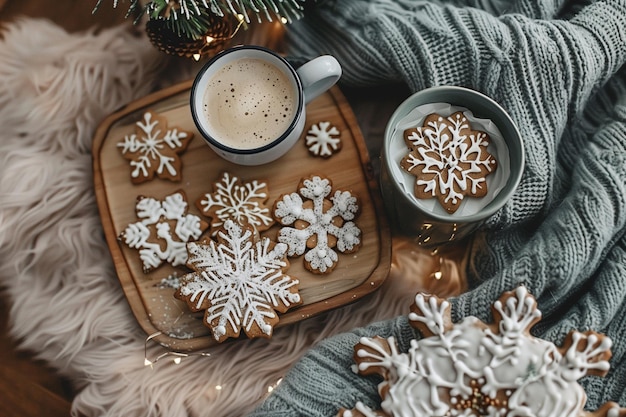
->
xmin=190 ymin=45 xmax=342 ymax=166
xmin=201 ymin=57 xmax=298 ymax=150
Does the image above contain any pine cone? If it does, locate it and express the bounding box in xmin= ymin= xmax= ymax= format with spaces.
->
xmin=145 ymin=13 xmax=237 ymax=59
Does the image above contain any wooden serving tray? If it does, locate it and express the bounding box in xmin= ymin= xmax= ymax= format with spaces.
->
xmin=93 ymin=80 xmax=391 ymax=351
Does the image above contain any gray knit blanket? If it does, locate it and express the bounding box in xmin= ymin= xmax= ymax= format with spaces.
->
xmin=249 ymin=0 xmax=626 ymax=415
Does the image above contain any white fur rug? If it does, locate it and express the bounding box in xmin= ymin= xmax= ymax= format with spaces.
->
xmin=0 ymin=18 xmax=462 ymax=417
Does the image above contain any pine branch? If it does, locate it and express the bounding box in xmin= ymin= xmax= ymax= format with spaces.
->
xmin=94 ymin=0 xmax=306 ymax=22
xmin=149 ymin=2 xmax=219 ymax=40
xmin=93 ymin=0 xmax=309 ymax=39
xmin=206 ymin=0 xmax=306 ymax=23
xmin=92 ymin=0 xmax=142 ymax=18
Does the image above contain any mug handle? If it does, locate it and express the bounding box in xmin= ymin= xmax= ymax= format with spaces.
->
xmin=296 ymin=56 xmax=342 ymax=104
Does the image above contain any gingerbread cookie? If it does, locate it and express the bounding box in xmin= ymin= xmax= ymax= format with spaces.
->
xmin=340 ymin=286 xmax=625 ymax=417
xmin=196 ymin=171 xmax=274 ymax=236
xmin=401 ymin=112 xmax=497 ymax=214
xmin=117 ymin=111 xmax=193 ymax=183
xmin=119 ymin=190 xmax=208 ymax=273
xmin=273 ymin=175 xmax=361 ymax=274
xmin=306 ymin=121 xmax=342 ymax=158
xmin=175 ymin=220 xmax=302 ymax=342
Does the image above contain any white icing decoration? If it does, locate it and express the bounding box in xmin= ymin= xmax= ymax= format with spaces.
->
xmin=197 ymin=172 xmax=274 ymax=236
xmin=305 ymin=121 xmax=341 ymax=157
xmin=273 ymin=176 xmax=361 ymax=273
xmin=402 ymin=113 xmax=497 ymax=210
xmin=120 ymin=192 xmax=206 ymax=272
xmin=116 ymin=111 xmax=190 ymax=181
xmin=349 ymin=287 xmax=617 ymax=417
xmin=214 ymin=325 xmax=226 ymax=338
xmin=178 ymin=220 xmax=301 ymax=342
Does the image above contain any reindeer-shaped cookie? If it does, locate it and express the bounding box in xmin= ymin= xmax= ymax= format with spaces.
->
xmin=339 ymin=286 xmax=625 ymax=417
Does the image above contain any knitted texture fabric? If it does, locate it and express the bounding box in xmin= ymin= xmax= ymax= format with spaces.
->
xmin=248 ymin=0 xmax=626 ymax=415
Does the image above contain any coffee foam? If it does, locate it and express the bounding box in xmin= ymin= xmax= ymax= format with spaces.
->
xmin=202 ymin=57 xmax=298 ymax=150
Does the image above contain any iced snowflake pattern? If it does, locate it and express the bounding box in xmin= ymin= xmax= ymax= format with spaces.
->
xmin=273 ymin=175 xmax=361 ymax=274
xmin=196 ymin=171 xmax=274 ymax=236
xmin=117 ymin=111 xmax=193 ymax=183
xmin=340 ymin=286 xmax=624 ymax=417
xmin=175 ymin=220 xmax=302 ymax=342
xmin=401 ymin=112 xmax=497 ymax=213
xmin=306 ymin=121 xmax=342 ymax=158
xmin=119 ymin=191 xmax=208 ymax=273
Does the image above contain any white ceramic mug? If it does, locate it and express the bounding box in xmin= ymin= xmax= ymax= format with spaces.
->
xmin=190 ymin=45 xmax=342 ymax=165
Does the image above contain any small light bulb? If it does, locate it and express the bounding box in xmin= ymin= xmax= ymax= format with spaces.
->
xmin=433 ymin=271 xmax=443 ymax=280
xmin=205 ymin=35 xmax=215 ymax=44
xmin=237 ymin=14 xmax=244 ymax=21
xmin=280 ymin=16 xmax=288 ymax=24
xmin=173 ymin=357 xmax=182 ymax=364
xmin=193 ymin=53 xmax=201 ymax=61
xmin=144 ymin=358 xmax=153 ymax=367
xmin=215 ymin=385 xmax=222 ymax=390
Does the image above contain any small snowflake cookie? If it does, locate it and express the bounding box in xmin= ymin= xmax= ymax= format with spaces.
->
xmin=175 ymin=220 xmax=302 ymax=342
xmin=117 ymin=111 xmax=193 ymax=183
xmin=401 ymin=112 xmax=497 ymax=214
xmin=273 ymin=175 xmax=361 ymax=274
xmin=339 ymin=286 xmax=626 ymax=417
xmin=306 ymin=121 xmax=342 ymax=158
xmin=119 ymin=191 xmax=208 ymax=273
xmin=196 ymin=171 xmax=274 ymax=236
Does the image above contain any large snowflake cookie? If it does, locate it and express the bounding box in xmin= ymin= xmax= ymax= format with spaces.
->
xmin=273 ymin=175 xmax=361 ymax=274
xmin=175 ymin=220 xmax=302 ymax=342
xmin=119 ymin=191 xmax=208 ymax=273
xmin=306 ymin=121 xmax=342 ymax=158
xmin=196 ymin=171 xmax=274 ymax=237
xmin=401 ymin=112 xmax=497 ymax=214
xmin=117 ymin=111 xmax=193 ymax=183
xmin=340 ymin=286 xmax=626 ymax=417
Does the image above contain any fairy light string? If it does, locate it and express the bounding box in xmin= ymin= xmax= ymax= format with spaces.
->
xmin=191 ymin=13 xmax=244 ymax=61
xmin=143 ymin=331 xmax=212 ymax=367
xmin=144 ymin=332 xmax=285 ymax=395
